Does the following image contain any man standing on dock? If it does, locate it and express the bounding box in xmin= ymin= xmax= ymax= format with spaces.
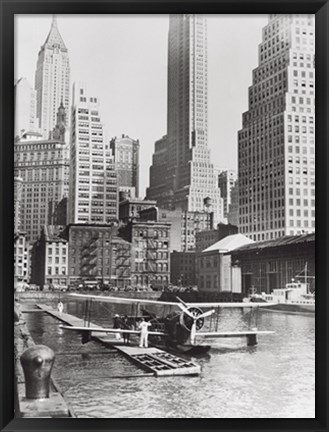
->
xmin=138 ymin=318 xmax=151 ymax=348
xmin=113 ymin=314 xmax=122 ymax=341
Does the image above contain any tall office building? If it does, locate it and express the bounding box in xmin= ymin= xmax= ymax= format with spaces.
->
xmin=35 ymin=15 xmax=70 ymax=138
xmin=238 ymin=14 xmax=315 ymax=241
xmin=110 ymin=134 xmax=140 ymax=199
xmin=217 ymin=169 xmax=238 ymax=220
xmin=14 ymin=107 xmax=70 ymax=242
xmin=14 ymin=78 xmax=38 ymax=139
xmin=68 ymin=82 xmax=118 ymax=224
xmin=147 ymin=14 xmax=223 ymax=224
xmin=146 ymin=135 xmax=168 ymax=202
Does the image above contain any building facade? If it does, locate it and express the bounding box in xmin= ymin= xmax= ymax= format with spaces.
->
xmin=35 ymin=16 xmax=70 ymax=139
xmin=14 ymin=233 xmax=30 ymax=283
xmin=147 ymin=15 xmax=224 ymax=225
xmin=31 ymin=225 xmax=68 ymax=290
xmin=110 ymin=134 xmax=140 ymax=199
xmin=68 ymin=82 xmax=118 ymax=224
xmin=170 ymin=251 xmax=196 ymax=286
xmin=196 ymin=234 xmax=254 ymax=292
xmin=14 ymin=176 xmax=23 ymax=233
xmin=119 ymin=198 xmax=157 ymax=224
xmin=217 ymin=170 xmax=237 ymax=221
xmin=62 ymin=224 xmax=131 ymax=288
xmin=238 ymin=14 xmax=315 ymax=241
xmin=139 ymin=206 xmax=213 ymax=252
xmin=14 ymin=77 xmax=38 ymax=139
xmin=230 ymin=233 xmax=315 ymax=294
xmin=119 ymin=221 xmax=171 ymax=289
xmin=14 ymin=129 xmax=70 ymax=242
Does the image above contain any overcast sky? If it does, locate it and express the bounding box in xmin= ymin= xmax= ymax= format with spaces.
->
xmin=15 ymin=14 xmax=268 ymax=197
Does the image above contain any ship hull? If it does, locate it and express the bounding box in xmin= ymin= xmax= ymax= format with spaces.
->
xmin=262 ymin=303 xmax=315 ymax=314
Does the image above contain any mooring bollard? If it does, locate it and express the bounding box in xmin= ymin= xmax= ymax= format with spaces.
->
xmin=20 ymin=345 xmax=55 ymax=399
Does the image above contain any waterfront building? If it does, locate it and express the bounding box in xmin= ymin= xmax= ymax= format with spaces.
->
xmin=14 ymin=176 xmax=23 ymax=233
xmin=14 ymin=113 xmax=70 ymax=242
xmin=119 ymin=198 xmax=157 ymax=224
xmin=139 ymin=206 xmax=213 ymax=252
xmin=110 ymin=134 xmax=140 ymax=199
xmin=238 ymin=14 xmax=315 ymax=241
xmin=227 ymin=181 xmax=239 ymax=227
xmin=195 ymin=223 xmax=238 ymax=253
xmin=31 ymin=225 xmax=68 ymax=290
xmin=147 ymin=15 xmax=224 ymax=225
xmin=14 ymin=232 xmax=30 ymax=283
xmin=35 ymin=15 xmax=70 ymax=138
xmin=196 ymin=234 xmax=254 ymax=292
xmin=119 ymin=220 xmax=171 ymax=289
xmin=68 ymin=82 xmax=118 ymax=224
xmin=146 ymin=135 xmax=168 ymax=204
xmin=14 ymin=77 xmax=38 ymax=139
xmin=170 ymin=251 xmax=196 ymax=287
xmin=61 ymin=224 xmax=131 ymax=289
xmin=230 ymin=233 xmax=314 ymax=294
xmin=217 ymin=170 xmax=237 ymax=221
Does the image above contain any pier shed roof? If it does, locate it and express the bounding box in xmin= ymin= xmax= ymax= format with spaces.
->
xmin=231 ymin=233 xmax=314 ymax=254
xmin=202 ymin=233 xmax=254 ymax=254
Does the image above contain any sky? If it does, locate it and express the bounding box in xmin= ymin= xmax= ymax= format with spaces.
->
xmin=15 ymin=14 xmax=268 ymax=197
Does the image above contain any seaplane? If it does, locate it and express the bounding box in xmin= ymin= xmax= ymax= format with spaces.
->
xmin=60 ymin=293 xmax=276 ymax=355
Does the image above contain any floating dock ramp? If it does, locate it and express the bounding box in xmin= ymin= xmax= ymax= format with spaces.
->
xmin=36 ymin=304 xmax=200 ymax=377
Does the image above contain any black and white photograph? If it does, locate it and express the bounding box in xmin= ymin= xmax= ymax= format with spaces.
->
xmin=13 ymin=13 xmax=315 ymax=419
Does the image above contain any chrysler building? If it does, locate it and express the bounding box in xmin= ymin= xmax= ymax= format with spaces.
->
xmin=35 ymin=15 xmax=70 ymax=139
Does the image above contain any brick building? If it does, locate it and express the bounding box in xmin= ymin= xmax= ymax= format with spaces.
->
xmin=61 ymin=224 xmax=131 ymax=288
xmin=119 ymin=220 xmax=171 ymax=289
xmin=31 ymin=225 xmax=68 ymax=290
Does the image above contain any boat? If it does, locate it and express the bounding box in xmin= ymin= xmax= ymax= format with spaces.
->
xmin=245 ymin=281 xmax=315 ymax=314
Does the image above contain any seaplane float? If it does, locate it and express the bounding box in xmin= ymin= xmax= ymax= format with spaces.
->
xmin=60 ymin=293 xmax=276 ymax=355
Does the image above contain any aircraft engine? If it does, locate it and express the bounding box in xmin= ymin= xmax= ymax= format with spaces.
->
xmin=164 ymin=307 xmax=206 ymax=345
xmin=179 ymin=307 xmax=205 ymax=332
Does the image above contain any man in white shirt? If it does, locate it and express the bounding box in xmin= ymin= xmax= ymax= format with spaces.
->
xmin=138 ymin=318 xmax=152 ymax=348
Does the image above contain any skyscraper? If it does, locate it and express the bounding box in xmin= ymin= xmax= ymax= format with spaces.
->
xmin=217 ymin=169 xmax=238 ymax=221
xmin=146 ymin=135 xmax=168 ymax=202
xmin=68 ymin=82 xmax=118 ymax=224
xmin=35 ymin=16 xmax=70 ymax=139
xmin=238 ymin=14 xmax=315 ymax=241
xmin=147 ymin=14 xmax=223 ymax=224
xmin=110 ymin=134 xmax=140 ymax=199
xmin=14 ymin=106 xmax=70 ymax=242
xmin=14 ymin=77 xmax=38 ymax=139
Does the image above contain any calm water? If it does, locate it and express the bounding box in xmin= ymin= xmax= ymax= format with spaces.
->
xmin=23 ymin=298 xmax=315 ymax=418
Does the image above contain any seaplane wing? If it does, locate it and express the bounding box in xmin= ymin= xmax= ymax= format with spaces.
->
xmin=196 ymin=330 xmax=275 ymax=338
xmin=67 ymin=293 xmax=275 ymax=308
xmin=184 ymin=302 xmax=276 ymax=308
xmin=67 ymin=293 xmax=180 ymax=307
xmin=60 ymin=325 xmax=165 ymax=336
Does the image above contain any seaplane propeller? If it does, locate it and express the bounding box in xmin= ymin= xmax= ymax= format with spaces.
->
xmin=176 ymin=297 xmax=215 ymax=332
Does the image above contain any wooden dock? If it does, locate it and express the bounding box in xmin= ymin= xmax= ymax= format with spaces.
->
xmin=115 ymin=346 xmax=200 ymax=376
xmin=36 ymin=304 xmax=200 ymax=376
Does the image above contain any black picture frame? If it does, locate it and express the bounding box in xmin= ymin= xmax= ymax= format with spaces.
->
xmin=1 ymin=0 xmax=328 ymax=431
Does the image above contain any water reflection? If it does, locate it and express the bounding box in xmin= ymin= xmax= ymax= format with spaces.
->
xmin=23 ymin=299 xmax=315 ymax=418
